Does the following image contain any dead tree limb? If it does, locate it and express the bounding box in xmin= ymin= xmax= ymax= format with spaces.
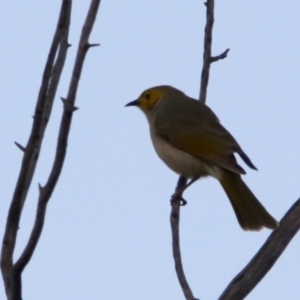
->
xmin=199 ymin=0 xmax=229 ymax=103
xmin=170 ymin=1 xmax=229 ymax=299
xmin=1 ymin=1 xmax=101 ymax=299
xmin=219 ymin=198 xmax=300 ymax=300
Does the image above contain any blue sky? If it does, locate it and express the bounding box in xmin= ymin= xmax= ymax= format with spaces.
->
xmin=0 ymin=1 xmax=300 ymax=299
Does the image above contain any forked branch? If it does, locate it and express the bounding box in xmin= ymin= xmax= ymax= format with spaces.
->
xmin=199 ymin=0 xmax=229 ymax=103
xmin=14 ymin=0 xmax=101 ymax=277
xmin=172 ymin=1 xmax=300 ymax=299
xmin=170 ymin=0 xmax=229 ymax=299
xmin=1 ymin=2 xmax=72 ymax=299
xmin=1 ymin=1 xmax=101 ymax=300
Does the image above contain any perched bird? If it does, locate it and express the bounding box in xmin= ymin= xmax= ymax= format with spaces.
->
xmin=125 ymin=85 xmax=278 ymax=231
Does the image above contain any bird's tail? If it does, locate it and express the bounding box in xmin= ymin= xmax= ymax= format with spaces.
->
xmin=219 ymin=172 xmax=278 ymax=231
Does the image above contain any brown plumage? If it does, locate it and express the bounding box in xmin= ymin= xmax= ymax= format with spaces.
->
xmin=126 ymin=85 xmax=278 ymax=231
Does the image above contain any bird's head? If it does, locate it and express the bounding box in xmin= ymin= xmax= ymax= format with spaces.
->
xmin=125 ymin=85 xmax=173 ymax=114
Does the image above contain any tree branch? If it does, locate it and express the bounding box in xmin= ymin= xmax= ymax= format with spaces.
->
xmin=210 ymin=48 xmax=230 ymax=63
xmin=13 ymin=16 xmax=72 ymax=276
xmin=15 ymin=0 xmax=101 ymax=275
xmin=171 ymin=176 xmax=198 ymax=300
xmin=171 ymin=1 xmax=231 ymax=299
xmin=199 ymin=0 xmax=214 ymax=103
xmin=1 ymin=1 xmax=72 ymax=299
xmin=171 ymin=1 xmax=299 ymax=300
xmin=219 ymin=198 xmax=300 ymax=300
xmin=1 ymin=1 xmax=101 ymax=299
xmin=199 ymin=0 xmax=229 ymax=103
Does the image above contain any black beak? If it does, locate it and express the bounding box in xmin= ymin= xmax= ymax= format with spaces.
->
xmin=125 ymin=99 xmax=139 ymax=107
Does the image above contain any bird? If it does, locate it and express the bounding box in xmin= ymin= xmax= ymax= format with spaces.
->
xmin=125 ymin=85 xmax=278 ymax=231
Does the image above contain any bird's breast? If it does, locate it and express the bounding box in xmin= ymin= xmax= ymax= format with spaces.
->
xmin=150 ymin=131 xmax=216 ymax=179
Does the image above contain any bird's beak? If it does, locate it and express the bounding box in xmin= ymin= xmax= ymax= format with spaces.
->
xmin=125 ymin=99 xmax=139 ymax=107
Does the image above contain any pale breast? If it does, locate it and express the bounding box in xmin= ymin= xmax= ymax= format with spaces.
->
xmin=150 ymin=130 xmax=215 ymax=179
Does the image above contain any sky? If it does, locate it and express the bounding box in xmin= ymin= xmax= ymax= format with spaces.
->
xmin=0 ymin=1 xmax=300 ymax=299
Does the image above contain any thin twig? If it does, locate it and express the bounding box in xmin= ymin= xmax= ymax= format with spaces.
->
xmin=219 ymin=198 xmax=300 ymax=300
xmin=1 ymin=1 xmax=71 ymax=299
xmin=13 ymin=6 xmax=72 ymax=275
xmin=171 ymin=177 xmax=198 ymax=300
xmin=210 ymin=48 xmax=230 ymax=63
xmin=171 ymin=1 xmax=230 ymax=299
xmin=199 ymin=1 xmax=230 ymax=103
xmin=14 ymin=142 xmax=26 ymax=152
xmin=171 ymin=1 xmax=299 ymax=300
xmin=199 ymin=0 xmax=215 ymax=103
xmin=15 ymin=0 xmax=101 ymax=275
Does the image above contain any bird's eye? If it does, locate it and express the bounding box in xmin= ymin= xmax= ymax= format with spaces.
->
xmin=145 ymin=93 xmax=150 ymax=100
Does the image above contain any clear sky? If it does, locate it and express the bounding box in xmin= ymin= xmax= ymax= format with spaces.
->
xmin=0 ymin=1 xmax=300 ymax=299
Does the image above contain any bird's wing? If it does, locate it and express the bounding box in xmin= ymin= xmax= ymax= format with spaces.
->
xmin=154 ymin=101 xmax=246 ymax=174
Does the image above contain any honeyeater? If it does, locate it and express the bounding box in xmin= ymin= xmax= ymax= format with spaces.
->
xmin=125 ymin=85 xmax=278 ymax=231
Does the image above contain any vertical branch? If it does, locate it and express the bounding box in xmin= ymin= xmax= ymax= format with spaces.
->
xmin=199 ymin=0 xmax=214 ymax=103
xmin=14 ymin=0 xmax=101 ymax=279
xmin=171 ymin=0 xmax=229 ymax=299
xmin=171 ymin=177 xmax=198 ymax=300
xmin=1 ymin=1 xmax=101 ymax=300
xmin=170 ymin=1 xmax=299 ymax=299
xmin=199 ymin=0 xmax=229 ymax=103
xmin=1 ymin=1 xmax=71 ymax=299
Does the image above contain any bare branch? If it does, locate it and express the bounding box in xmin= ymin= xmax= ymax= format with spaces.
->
xmin=171 ymin=177 xmax=199 ymax=300
xmin=86 ymin=43 xmax=100 ymax=48
xmin=199 ymin=0 xmax=215 ymax=103
xmin=170 ymin=1 xmax=299 ymax=300
xmin=14 ymin=0 xmax=101 ymax=276
xmin=210 ymin=48 xmax=230 ymax=63
xmin=219 ymin=198 xmax=300 ymax=300
xmin=199 ymin=1 xmax=229 ymax=103
xmin=171 ymin=1 xmax=230 ymax=299
xmin=61 ymin=97 xmax=79 ymax=112
xmin=1 ymin=1 xmax=72 ymax=299
xmin=14 ymin=142 xmax=26 ymax=152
